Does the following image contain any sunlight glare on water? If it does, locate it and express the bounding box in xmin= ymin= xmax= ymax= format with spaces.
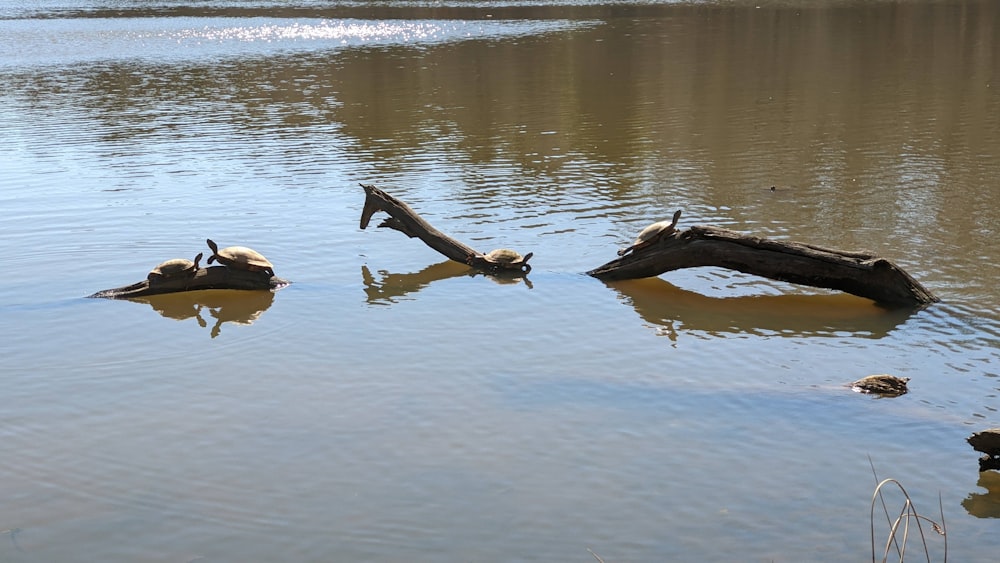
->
xmin=0 ymin=17 xmax=594 ymax=67
xmin=175 ymin=20 xmax=474 ymax=44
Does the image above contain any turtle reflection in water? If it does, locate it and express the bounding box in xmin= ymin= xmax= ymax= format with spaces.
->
xmin=147 ymin=253 xmax=203 ymax=284
xmin=206 ymin=239 xmax=275 ymax=276
xmin=618 ymin=209 xmax=683 ymax=257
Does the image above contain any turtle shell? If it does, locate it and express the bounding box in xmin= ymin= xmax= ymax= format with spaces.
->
xmin=618 ymin=209 xmax=682 ymax=256
xmin=632 ymin=220 xmax=675 ymax=245
xmin=148 ymin=253 xmax=202 ymax=282
xmin=485 ymin=248 xmax=524 ymax=264
xmin=482 ymin=248 xmax=533 ymax=272
xmin=206 ymin=239 xmax=275 ymax=276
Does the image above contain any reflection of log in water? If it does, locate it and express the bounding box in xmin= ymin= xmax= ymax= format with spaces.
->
xmin=362 ymin=261 xmax=531 ymax=305
xmin=131 ymin=289 xmax=275 ymax=338
xmin=963 ymin=470 xmax=1000 ymax=519
xmin=607 ymin=277 xmax=917 ymax=339
xmin=362 ymin=261 xmax=470 ymax=304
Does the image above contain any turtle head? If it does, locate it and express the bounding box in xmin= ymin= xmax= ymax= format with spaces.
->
xmin=206 ymin=239 xmax=220 ymax=263
xmin=669 ymin=209 xmax=682 ymax=228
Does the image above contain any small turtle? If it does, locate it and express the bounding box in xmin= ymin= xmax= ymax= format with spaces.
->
xmin=206 ymin=239 xmax=275 ymax=276
xmin=851 ymin=374 xmax=910 ymax=397
xmin=482 ymin=248 xmax=533 ymax=272
xmin=148 ymin=253 xmax=203 ymax=283
xmin=618 ymin=209 xmax=682 ymax=256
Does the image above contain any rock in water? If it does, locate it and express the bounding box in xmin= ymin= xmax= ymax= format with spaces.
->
xmin=968 ymin=429 xmax=1000 ymax=456
xmin=968 ymin=429 xmax=1000 ymax=471
xmin=850 ymin=374 xmax=910 ymax=397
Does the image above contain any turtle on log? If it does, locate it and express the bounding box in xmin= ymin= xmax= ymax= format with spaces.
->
xmin=618 ymin=209 xmax=682 ymax=257
xmin=480 ymin=248 xmax=533 ymax=273
xmin=206 ymin=239 xmax=275 ymax=276
xmin=148 ymin=253 xmax=202 ymax=284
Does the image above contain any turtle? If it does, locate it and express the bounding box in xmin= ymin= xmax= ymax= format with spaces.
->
xmin=850 ymin=374 xmax=910 ymax=397
xmin=481 ymin=248 xmax=533 ymax=272
xmin=206 ymin=239 xmax=275 ymax=276
xmin=618 ymin=209 xmax=683 ymax=257
xmin=147 ymin=253 xmax=203 ymax=283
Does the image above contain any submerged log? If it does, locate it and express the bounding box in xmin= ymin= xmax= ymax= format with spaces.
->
xmin=588 ymin=223 xmax=939 ymax=307
xmin=89 ymin=266 xmax=289 ymax=299
xmin=359 ymin=183 xmax=532 ymax=274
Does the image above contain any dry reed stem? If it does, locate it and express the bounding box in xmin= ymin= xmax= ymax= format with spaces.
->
xmin=868 ymin=457 xmax=947 ymax=563
xmin=587 ymin=547 xmax=607 ymax=563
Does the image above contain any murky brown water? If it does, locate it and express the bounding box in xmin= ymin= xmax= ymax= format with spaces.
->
xmin=2 ymin=1 xmax=999 ymax=560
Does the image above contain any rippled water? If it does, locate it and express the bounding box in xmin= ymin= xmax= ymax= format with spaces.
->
xmin=2 ymin=0 xmax=1000 ymax=560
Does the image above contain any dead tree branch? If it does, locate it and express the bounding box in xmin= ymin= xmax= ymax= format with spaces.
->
xmin=359 ymin=183 xmax=532 ymax=274
xmin=588 ymin=224 xmax=938 ymax=307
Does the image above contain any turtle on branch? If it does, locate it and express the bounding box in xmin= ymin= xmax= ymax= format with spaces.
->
xmin=357 ymin=185 xmax=935 ymax=305
xmin=359 ymin=183 xmax=533 ymax=275
xmin=618 ymin=210 xmax=682 ymax=257
xmin=206 ymin=239 xmax=276 ymax=276
xmin=148 ymin=253 xmax=203 ymax=285
xmin=468 ymin=248 xmax=533 ymax=274
xmin=590 ymin=212 xmax=938 ymax=308
xmin=89 ymin=241 xmax=287 ymax=299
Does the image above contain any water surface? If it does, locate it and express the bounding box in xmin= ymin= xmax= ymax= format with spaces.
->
xmin=2 ymin=1 xmax=999 ymax=560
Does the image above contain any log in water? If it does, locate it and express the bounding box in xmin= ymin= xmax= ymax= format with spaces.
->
xmin=89 ymin=266 xmax=289 ymax=299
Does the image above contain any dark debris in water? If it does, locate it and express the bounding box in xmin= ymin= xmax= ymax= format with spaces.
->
xmin=850 ymin=374 xmax=910 ymax=397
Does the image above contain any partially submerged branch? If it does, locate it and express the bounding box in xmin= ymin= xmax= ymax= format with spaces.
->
xmin=359 ymin=183 xmax=532 ymax=274
xmin=588 ymin=224 xmax=938 ymax=307
xmin=358 ymin=185 xmax=936 ymax=305
xmin=89 ymin=266 xmax=289 ymax=299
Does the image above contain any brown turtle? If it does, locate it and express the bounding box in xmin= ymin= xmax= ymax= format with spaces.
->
xmin=618 ymin=209 xmax=682 ymax=256
xmin=851 ymin=374 xmax=910 ymax=397
xmin=147 ymin=253 xmax=202 ymax=283
xmin=482 ymin=248 xmax=533 ymax=272
xmin=206 ymin=239 xmax=275 ymax=276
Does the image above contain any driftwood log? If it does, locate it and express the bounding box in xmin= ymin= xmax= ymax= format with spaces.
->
xmin=360 ymin=183 xmax=532 ymax=274
xmin=588 ymin=222 xmax=938 ymax=307
xmin=359 ymin=185 xmax=936 ymax=306
xmin=360 ymin=184 xmax=531 ymax=276
xmin=89 ymin=266 xmax=289 ymax=299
